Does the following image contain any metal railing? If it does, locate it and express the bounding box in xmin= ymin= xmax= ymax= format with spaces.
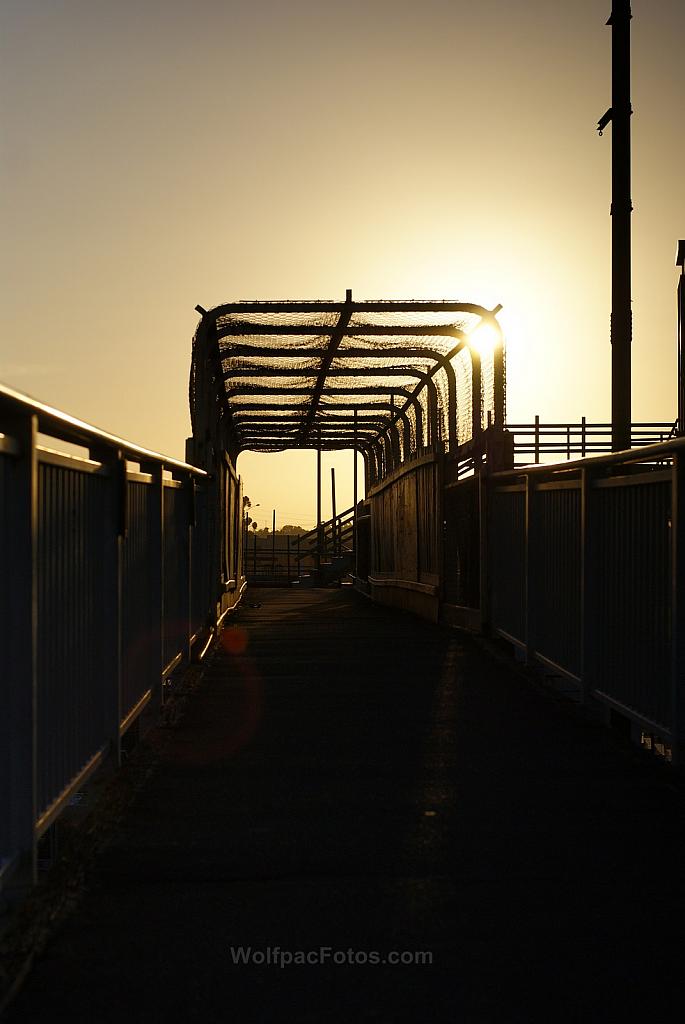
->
xmin=506 ymin=419 xmax=675 ymax=464
xmin=488 ymin=437 xmax=685 ymax=757
xmin=0 ymin=384 xmax=242 ymax=884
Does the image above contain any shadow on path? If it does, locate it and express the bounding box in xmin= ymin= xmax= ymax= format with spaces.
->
xmin=5 ymin=588 xmax=684 ymax=1022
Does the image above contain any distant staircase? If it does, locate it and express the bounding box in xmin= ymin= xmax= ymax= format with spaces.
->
xmin=244 ymin=506 xmax=356 ymax=587
xmin=291 ymin=506 xmax=355 ymax=587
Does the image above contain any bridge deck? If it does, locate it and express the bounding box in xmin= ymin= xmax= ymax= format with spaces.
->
xmin=6 ymin=589 xmax=684 ymax=1021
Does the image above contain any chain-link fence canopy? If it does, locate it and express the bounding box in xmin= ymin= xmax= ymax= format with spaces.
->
xmin=190 ymin=294 xmax=505 ymax=468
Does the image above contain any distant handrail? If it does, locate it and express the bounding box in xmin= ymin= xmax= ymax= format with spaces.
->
xmin=295 ymin=504 xmax=356 ymax=547
xmin=503 ymin=419 xmax=677 ymax=466
xmin=494 ymin=432 xmax=685 ymax=479
xmin=505 ymin=421 xmax=672 ymax=429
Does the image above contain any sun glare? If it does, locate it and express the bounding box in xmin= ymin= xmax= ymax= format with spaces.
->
xmin=469 ymin=321 xmax=501 ymax=359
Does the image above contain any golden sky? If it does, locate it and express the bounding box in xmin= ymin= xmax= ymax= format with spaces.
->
xmin=1 ymin=0 xmax=683 ymax=525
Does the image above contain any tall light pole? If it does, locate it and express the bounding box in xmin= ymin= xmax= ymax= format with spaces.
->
xmin=598 ymin=2 xmax=633 ymax=452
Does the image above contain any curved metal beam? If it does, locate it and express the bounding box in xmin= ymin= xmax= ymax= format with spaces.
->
xmin=217 ymin=324 xmax=470 ymax=341
xmin=211 ymin=300 xmax=497 ymax=317
xmin=224 ymin=385 xmax=417 ymax=397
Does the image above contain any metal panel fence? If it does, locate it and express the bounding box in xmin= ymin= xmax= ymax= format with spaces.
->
xmin=534 ymin=483 xmax=582 ymax=676
xmin=0 ymin=384 xmax=242 ymax=884
xmin=162 ymin=482 xmax=191 ymax=671
xmin=489 ymin=441 xmax=685 ymax=755
xmin=36 ymin=458 xmax=109 ymax=822
xmin=490 ymin=485 xmax=526 ymax=642
xmin=122 ymin=478 xmax=160 ymax=722
xmin=442 ymin=477 xmax=480 ymax=609
xmin=592 ymin=475 xmax=672 ymax=727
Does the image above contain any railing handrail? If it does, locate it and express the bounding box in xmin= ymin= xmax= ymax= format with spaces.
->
xmin=295 ymin=505 xmax=356 ymax=547
xmin=0 ymin=382 xmax=207 ymax=476
xmin=505 ymin=420 xmax=673 ymax=429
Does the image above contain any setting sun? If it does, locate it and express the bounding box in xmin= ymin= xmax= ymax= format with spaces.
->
xmin=469 ymin=319 xmax=502 ymax=360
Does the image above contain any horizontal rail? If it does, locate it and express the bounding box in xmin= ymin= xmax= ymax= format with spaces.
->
xmin=212 ymin=300 xmax=497 ymax=316
xmin=0 ymin=382 xmax=207 ymax=476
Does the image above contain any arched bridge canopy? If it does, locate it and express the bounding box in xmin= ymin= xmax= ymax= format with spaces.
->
xmin=190 ymin=295 xmax=505 ymax=467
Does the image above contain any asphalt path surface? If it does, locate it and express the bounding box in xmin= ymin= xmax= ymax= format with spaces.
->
xmin=5 ymin=588 xmax=684 ymax=1022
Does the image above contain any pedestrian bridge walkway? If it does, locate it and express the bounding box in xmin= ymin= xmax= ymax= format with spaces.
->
xmin=4 ymin=589 xmax=683 ymax=1021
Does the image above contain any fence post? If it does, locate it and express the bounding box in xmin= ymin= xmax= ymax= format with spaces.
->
xmin=437 ymin=454 xmax=445 ymax=606
xmin=4 ymin=413 xmax=39 ymax=882
xmin=524 ymin=473 xmax=537 ymax=664
xmin=534 ymin=415 xmax=540 ymax=464
xmin=316 ymin=432 xmax=322 ymax=574
xmin=99 ymin=448 xmax=125 ymax=765
xmin=478 ymin=468 xmax=490 ymax=632
xmin=580 ymin=467 xmax=595 ymax=704
xmin=353 ymin=419 xmax=359 ymax=574
xmin=146 ymin=463 xmax=165 ymax=709
xmin=185 ymin=474 xmax=194 ymax=664
xmin=672 ymin=453 xmax=685 ymax=762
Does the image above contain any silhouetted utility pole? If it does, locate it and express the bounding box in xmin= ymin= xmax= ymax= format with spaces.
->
xmin=330 ymin=468 xmax=337 ymax=555
xmin=677 ymin=241 xmax=685 ymax=435
xmin=353 ymin=410 xmax=358 ymax=575
xmin=316 ymin=429 xmax=322 ymax=574
xmin=598 ymin=2 xmax=633 ymax=452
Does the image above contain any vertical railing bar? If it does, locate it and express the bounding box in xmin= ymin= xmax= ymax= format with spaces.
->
xmin=534 ymin=415 xmax=540 ymax=464
xmin=525 ymin=473 xmax=536 ymax=663
xmin=353 ymin=411 xmax=358 ymax=576
xmin=146 ymin=463 xmax=165 ymax=709
xmin=479 ymin=468 xmax=490 ymax=631
xmin=580 ymin=467 xmax=593 ymax=703
xmin=186 ymin=474 xmax=193 ymax=665
xmin=4 ymin=413 xmax=39 ymax=882
xmin=672 ymin=453 xmax=685 ymax=762
xmin=97 ymin=447 xmax=124 ymax=765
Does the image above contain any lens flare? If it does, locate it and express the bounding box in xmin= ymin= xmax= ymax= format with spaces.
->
xmin=222 ymin=626 xmax=249 ymax=655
